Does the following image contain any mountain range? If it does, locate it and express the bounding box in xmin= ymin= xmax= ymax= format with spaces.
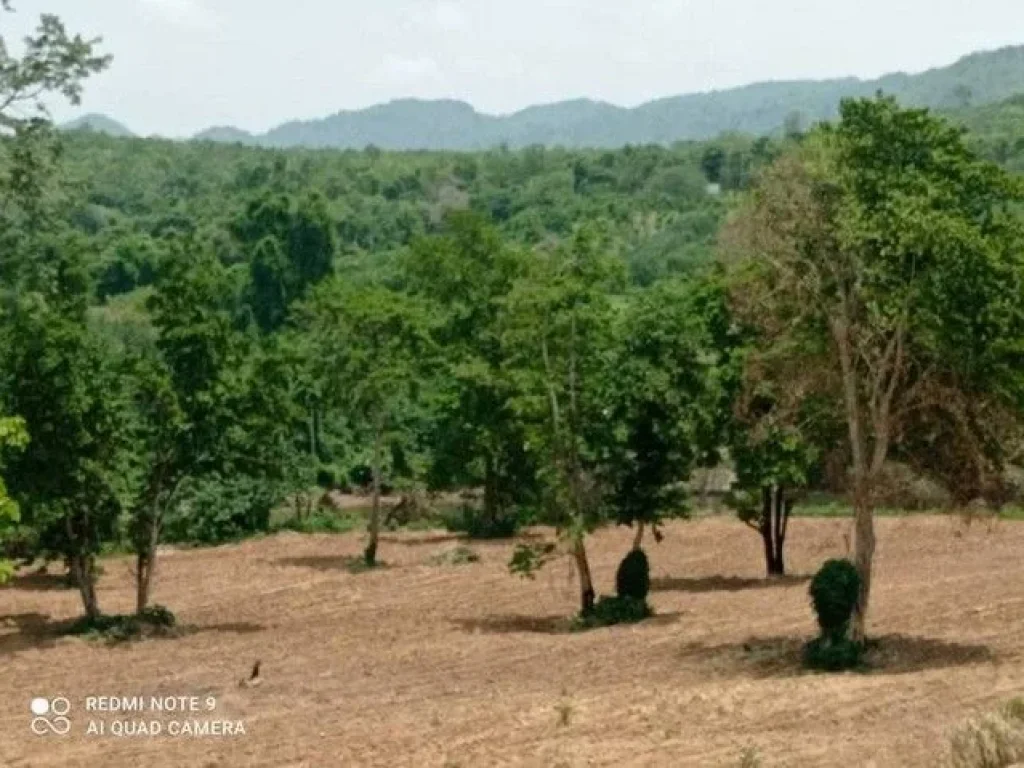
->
xmin=62 ymin=45 xmax=1024 ymax=150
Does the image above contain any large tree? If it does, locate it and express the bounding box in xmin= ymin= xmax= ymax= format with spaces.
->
xmin=298 ymin=280 xmax=438 ymax=567
xmin=0 ymin=414 xmax=27 ymax=583
xmin=722 ymin=95 xmax=1024 ymax=639
xmin=500 ymin=229 xmax=624 ymax=614
xmin=401 ymin=211 xmax=536 ymax=530
xmin=1 ymin=239 xmax=132 ymax=619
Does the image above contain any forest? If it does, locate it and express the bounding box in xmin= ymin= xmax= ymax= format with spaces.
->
xmin=3 ymin=5 xmax=1024 ymax=698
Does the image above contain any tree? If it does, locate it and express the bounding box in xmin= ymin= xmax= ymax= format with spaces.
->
xmin=129 ymin=238 xmax=254 ymax=612
xmin=232 ymin=192 xmax=336 ymax=333
xmin=401 ymin=211 xmax=536 ymax=530
xmin=602 ymin=278 xmax=735 ymax=550
xmin=721 ymin=95 xmax=1024 ymax=640
xmin=0 ymin=415 xmax=28 ymax=583
xmin=299 ymin=280 xmax=437 ymax=567
xmin=500 ymin=229 xmax=624 ymax=614
xmin=0 ymin=240 xmax=132 ymax=619
xmin=0 ymin=7 xmax=111 ymax=132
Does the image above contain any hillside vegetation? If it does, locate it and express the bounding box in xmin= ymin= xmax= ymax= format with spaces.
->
xmin=63 ymin=45 xmax=1024 ymax=150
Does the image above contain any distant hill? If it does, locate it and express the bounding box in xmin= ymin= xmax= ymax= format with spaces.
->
xmin=69 ymin=45 xmax=1024 ymax=151
xmin=192 ymin=126 xmax=258 ymax=145
xmin=61 ymin=113 xmax=134 ymax=138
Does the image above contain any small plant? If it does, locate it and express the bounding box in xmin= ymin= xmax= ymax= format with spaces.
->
xmin=429 ymin=545 xmax=481 ymax=566
xmin=737 ymin=745 xmax=763 ymax=768
xmin=571 ymin=594 xmax=652 ymax=631
xmin=556 ymin=699 xmax=573 ymax=727
xmin=508 ymin=541 xmax=557 ymax=579
xmin=615 ymin=548 xmax=650 ymax=601
xmin=949 ymin=698 xmax=1024 ymax=768
xmin=803 ymin=558 xmax=863 ymax=671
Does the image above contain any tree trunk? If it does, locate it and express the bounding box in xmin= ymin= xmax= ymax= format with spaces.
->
xmin=70 ymin=553 xmax=100 ymax=620
xmin=759 ymin=485 xmax=789 ymax=577
xmin=632 ymin=520 xmax=645 ymax=551
xmin=572 ymin=537 xmax=596 ymax=615
xmin=364 ymin=421 xmax=384 ymax=567
xmin=483 ymin=454 xmax=499 ymax=523
xmin=135 ymin=510 xmax=161 ymax=614
xmin=850 ymin=481 xmax=875 ymax=642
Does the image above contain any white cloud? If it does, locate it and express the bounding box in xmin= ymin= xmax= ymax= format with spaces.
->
xmin=433 ymin=1 xmax=469 ymax=32
xmin=139 ymin=0 xmax=219 ymax=29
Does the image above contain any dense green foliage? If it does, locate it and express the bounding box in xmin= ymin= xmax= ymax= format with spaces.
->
xmin=4 ymin=5 xmax=1024 ymax=640
xmin=614 ymin=549 xmax=651 ymax=602
xmin=804 ymin=559 xmax=864 ymax=671
xmin=570 ymin=594 xmax=652 ymax=631
xmin=809 ymin=560 xmax=861 ymax=639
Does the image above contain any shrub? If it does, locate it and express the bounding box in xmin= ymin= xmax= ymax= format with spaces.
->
xmin=802 ymin=634 xmax=864 ymax=671
xmin=809 ymin=558 xmax=860 ymax=639
xmin=163 ymin=477 xmax=277 ymax=545
xmin=571 ymin=595 xmax=652 ymax=631
xmin=66 ymin=604 xmax=177 ymax=643
xmin=615 ymin=548 xmax=650 ymax=601
xmin=949 ymin=698 xmax=1024 ymax=768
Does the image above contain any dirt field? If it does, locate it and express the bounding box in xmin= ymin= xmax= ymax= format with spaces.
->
xmin=1 ymin=515 xmax=1023 ymax=767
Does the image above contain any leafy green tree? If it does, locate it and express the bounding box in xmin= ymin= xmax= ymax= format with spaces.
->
xmin=0 ymin=415 xmax=28 ymax=583
xmin=401 ymin=211 xmax=536 ymax=531
xmin=1 ymin=240 xmax=132 ymax=618
xmin=501 ymin=229 xmax=625 ymax=614
xmin=602 ymin=278 xmax=735 ymax=550
xmin=127 ymin=237 xmax=256 ymax=612
xmin=299 ymin=280 xmax=438 ymax=566
xmin=722 ymin=95 xmax=1024 ymax=639
xmin=232 ymin=192 xmax=336 ymax=333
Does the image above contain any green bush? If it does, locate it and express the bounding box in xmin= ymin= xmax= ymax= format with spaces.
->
xmin=571 ymin=595 xmax=652 ymax=631
xmin=66 ymin=604 xmax=177 ymax=643
xmin=163 ymin=477 xmax=278 ymax=545
xmin=615 ymin=548 xmax=651 ymax=601
xmin=444 ymin=505 xmax=519 ymax=539
xmin=802 ymin=634 xmax=864 ymax=671
xmin=809 ymin=558 xmax=860 ymax=639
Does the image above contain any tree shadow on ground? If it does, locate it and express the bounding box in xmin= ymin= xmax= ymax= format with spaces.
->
xmin=453 ymin=610 xmax=683 ymax=636
xmin=5 ymin=571 xmax=72 ymax=592
xmin=379 ymin=532 xmax=465 ymax=547
xmin=0 ymin=612 xmax=60 ymax=656
xmin=276 ymin=555 xmax=389 ymax=573
xmin=0 ymin=612 xmax=267 ymax=656
xmin=678 ymin=633 xmax=997 ymax=679
xmin=651 ymin=574 xmax=810 ymax=594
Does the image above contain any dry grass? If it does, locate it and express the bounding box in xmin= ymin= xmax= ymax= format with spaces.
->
xmin=1 ymin=516 xmax=1023 ymax=767
xmin=948 ymin=698 xmax=1024 ymax=768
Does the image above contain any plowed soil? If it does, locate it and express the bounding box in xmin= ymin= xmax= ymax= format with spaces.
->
xmin=1 ymin=515 xmax=1023 ymax=767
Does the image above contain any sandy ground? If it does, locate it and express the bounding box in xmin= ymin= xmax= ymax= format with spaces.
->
xmin=1 ymin=515 xmax=1022 ymax=768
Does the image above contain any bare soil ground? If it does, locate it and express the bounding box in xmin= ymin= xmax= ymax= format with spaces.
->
xmin=1 ymin=516 xmax=1023 ymax=767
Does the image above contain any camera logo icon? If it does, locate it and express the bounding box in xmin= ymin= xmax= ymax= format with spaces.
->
xmin=30 ymin=697 xmax=71 ymax=736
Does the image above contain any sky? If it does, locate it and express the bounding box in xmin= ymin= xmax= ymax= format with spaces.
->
xmin=6 ymin=0 xmax=1024 ymax=138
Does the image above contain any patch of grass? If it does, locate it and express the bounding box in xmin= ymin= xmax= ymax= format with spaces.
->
xmin=429 ymin=545 xmax=481 ymax=566
xmin=949 ymin=697 xmax=1024 ymax=768
xmin=272 ymin=510 xmax=363 ymax=535
xmin=64 ymin=604 xmax=177 ymax=643
xmin=570 ymin=595 xmax=653 ymax=631
xmin=737 ymin=745 xmax=763 ymax=768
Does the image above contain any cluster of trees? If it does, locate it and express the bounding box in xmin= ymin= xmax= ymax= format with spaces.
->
xmin=2 ymin=7 xmax=1024 ymax=652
